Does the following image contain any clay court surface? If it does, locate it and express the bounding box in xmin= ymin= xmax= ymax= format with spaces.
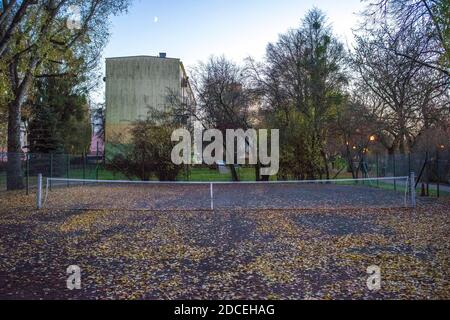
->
xmin=0 ymin=189 xmax=449 ymax=300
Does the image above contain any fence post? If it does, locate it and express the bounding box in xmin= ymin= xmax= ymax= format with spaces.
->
xmin=410 ymin=172 xmax=416 ymax=208
xmin=82 ymin=152 xmax=86 ymax=183
xmin=408 ymin=153 xmax=411 ymax=175
xmin=50 ymin=153 xmax=53 ymax=191
xmin=96 ymin=142 xmax=99 ymax=181
xmin=426 ymin=152 xmax=430 ymax=196
xmin=37 ymin=174 xmax=42 ymax=209
xmin=393 ymin=153 xmax=397 ymax=191
xmin=66 ymin=154 xmax=70 ymax=187
xmin=26 ymin=153 xmax=29 ymax=195
xmin=436 ymin=149 xmax=440 ymax=198
xmin=376 ymin=153 xmax=379 ymax=187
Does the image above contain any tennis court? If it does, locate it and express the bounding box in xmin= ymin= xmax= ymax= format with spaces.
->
xmin=0 ymin=189 xmax=448 ymax=300
xmin=4 ymin=174 xmax=448 ymax=300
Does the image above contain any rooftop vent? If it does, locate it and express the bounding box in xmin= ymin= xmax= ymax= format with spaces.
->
xmin=159 ymin=52 xmax=167 ymax=58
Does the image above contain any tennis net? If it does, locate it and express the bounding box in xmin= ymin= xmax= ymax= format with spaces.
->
xmin=38 ymin=175 xmax=415 ymax=211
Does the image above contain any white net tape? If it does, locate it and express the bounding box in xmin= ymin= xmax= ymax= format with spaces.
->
xmin=40 ymin=176 xmax=413 ymax=211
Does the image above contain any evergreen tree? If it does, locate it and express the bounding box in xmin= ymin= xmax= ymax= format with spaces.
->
xmin=27 ymin=76 xmax=92 ymax=155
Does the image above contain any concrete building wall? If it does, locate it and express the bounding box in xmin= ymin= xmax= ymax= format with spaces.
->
xmin=105 ymin=55 xmax=193 ymax=143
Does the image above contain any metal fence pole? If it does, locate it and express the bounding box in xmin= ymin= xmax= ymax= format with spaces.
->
xmin=410 ymin=172 xmax=416 ymax=208
xmin=82 ymin=152 xmax=86 ymax=183
xmin=67 ymin=154 xmax=70 ymax=187
xmin=408 ymin=153 xmax=411 ymax=175
xmin=50 ymin=153 xmax=53 ymax=191
xmin=376 ymin=153 xmax=379 ymax=187
xmin=426 ymin=152 xmax=430 ymax=196
xmin=393 ymin=153 xmax=397 ymax=191
xmin=96 ymin=142 xmax=99 ymax=181
xmin=37 ymin=174 xmax=42 ymax=209
xmin=436 ymin=150 xmax=440 ymax=198
xmin=26 ymin=153 xmax=29 ymax=195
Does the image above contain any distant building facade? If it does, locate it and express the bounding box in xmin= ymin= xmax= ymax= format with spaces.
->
xmin=105 ymin=54 xmax=195 ymax=144
xmin=89 ymin=132 xmax=104 ymax=156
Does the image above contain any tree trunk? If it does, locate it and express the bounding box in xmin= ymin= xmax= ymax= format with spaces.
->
xmin=345 ymin=144 xmax=356 ymax=179
xmin=229 ymin=164 xmax=239 ymax=182
xmin=255 ymin=163 xmax=261 ymax=181
xmin=6 ymin=98 xmax=24 ymax=190
xmin=6 ymin=60 xmax=35 ymax=190
xmin=321 ymin=149 xmax=330 ymax=180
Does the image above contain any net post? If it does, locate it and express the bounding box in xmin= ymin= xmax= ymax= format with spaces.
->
xmin=410 ymin=172 xmax=416 ymax=208
xmin=210 ymin=183 xmax=214 ymax=211
xmin=37 ymin=174 xmax=43 ymax=210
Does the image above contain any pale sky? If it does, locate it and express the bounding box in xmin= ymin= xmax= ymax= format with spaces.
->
xmin=94 ymin=0 xmax=366 ymax=102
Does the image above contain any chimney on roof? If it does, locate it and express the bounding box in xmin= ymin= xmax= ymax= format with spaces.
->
xmin=159 ymin=52 xmax=167 ymax=58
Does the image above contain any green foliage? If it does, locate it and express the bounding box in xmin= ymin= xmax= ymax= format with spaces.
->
xmin=268 ymin=107 xmax=324 ymax=180
xmin=0 ymin=1 xmax=131 ymax=191
xmin=261 ymin=8 xmax=348 ymax=179
xmin=109 ymin=108 xmax=182 ymax=181
xmin=27 ymin=76 xmax=92 ymax=154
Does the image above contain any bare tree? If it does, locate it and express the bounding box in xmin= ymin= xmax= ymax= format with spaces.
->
xmin=190 ymin=56 xmax=257 ymax=181
xmin=329 ymin=95 xmax=385 ymax=178
xmin=362 ymin=0 xmax=449 ymax=77
xmin=352 ymin=22 xmax=449 ymax=154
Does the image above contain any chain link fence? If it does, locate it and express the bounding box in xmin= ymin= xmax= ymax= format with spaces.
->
xmin=0 ymin=152 xmax=103 ymax=193
xmin=353 ymin=153 xmax=449 ymax=181
xmin=1 ymin=151 xmax=449 ymax=196
xmin=351 ymin=151 xmax=449 ymax=196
